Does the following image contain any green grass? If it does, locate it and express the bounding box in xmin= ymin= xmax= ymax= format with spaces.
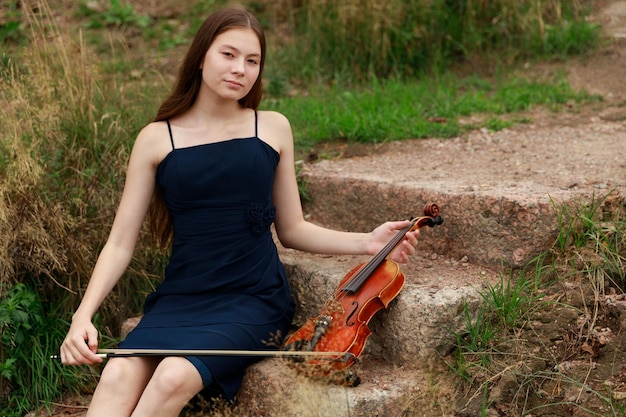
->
xmin=0 ymin=283 xmax=102 ymax=416
xmin=478 ymin=270 xmax=545 ymax=332
xmin=450 ymin=263 xmax=547 ymax=382
xmin=268 ymin=0 xmax=600 ymax=82
xmin=78 ymin=0 xmax=152 ymax=29
xmin=263 ymin=75 xmax=599 ymax=151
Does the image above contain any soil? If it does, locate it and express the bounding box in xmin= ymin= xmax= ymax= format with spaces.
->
xmin=24 ymin=0 xmax=626 ymax=416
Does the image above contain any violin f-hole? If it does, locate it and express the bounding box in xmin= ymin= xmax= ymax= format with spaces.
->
xmin=345 ymin=302 xmax=359 ymax=326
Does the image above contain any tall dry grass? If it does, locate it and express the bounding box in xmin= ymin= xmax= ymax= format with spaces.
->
xmin=1 ymin=3 xmax=92 ymax=291
xmin=0 ymin=0 xmax=160 ymax=324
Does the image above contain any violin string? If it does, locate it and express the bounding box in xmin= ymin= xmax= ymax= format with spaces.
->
xmin=335 ymin=217 xmax=418 ymax=298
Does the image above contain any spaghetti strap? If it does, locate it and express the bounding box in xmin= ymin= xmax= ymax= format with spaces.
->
xmin=166 ymin=120 xmax=175 ymax=150
xmin=254 ymin=110 xmax=258 ymax=138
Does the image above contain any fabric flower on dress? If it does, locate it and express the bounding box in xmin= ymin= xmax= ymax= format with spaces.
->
xmin=246 ymin=203 xmax=276 ymax=236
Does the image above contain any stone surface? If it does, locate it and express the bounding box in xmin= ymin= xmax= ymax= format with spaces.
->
xmin=280 ymin=252 xmax=490 ymax=362
xmin=300 ymin=122 xmax=626 ymax=267
xmin=236 ymin=357 xmax=432 ymax=417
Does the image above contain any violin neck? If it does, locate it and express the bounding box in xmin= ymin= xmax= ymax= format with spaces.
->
xmin=340 ymin=218 xmax=417 ymax=293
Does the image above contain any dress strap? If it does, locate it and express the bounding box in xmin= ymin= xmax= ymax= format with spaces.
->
xmin=166 ymin=120 xmax=175 ymax=150
xmin=254 ymin=110 xmax=258 ymax=138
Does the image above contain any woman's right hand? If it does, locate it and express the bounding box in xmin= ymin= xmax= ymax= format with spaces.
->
xmin=60 ymin=317 xmax=103 ymax=365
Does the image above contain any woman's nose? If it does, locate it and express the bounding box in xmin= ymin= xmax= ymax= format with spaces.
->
xmin=231 ymin=58 xmax=245 ymax=74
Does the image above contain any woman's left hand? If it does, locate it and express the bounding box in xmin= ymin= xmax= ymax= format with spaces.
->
xmin=370 ymin=220 xmax=420 ymax=263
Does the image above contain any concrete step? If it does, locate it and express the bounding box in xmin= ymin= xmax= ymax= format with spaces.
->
xmin=236 ymin=355 xmax=447 ymax=417
xmin=278 ymin=250 xmax=494 ymax=363
xmin=299 ymin=122 xmax=626 ymax=267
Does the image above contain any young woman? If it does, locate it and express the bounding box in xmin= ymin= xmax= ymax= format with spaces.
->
xmin=60 ymin=6 xmax=420 ymax=416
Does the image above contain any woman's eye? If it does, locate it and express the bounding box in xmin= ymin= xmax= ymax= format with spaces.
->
xmin=248 ymin=59 xmax=258 ymax=65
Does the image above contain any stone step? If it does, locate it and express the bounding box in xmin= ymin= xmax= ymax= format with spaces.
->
xmin=299 ymin=123 xmax=626 ymax=268
xmin=301 ymin=180 xmax=560 ymax=268
xmin=236 ymin=355 xmax=445 ymax=417
xmin=278 ymin=250 xmax=497 ymax=364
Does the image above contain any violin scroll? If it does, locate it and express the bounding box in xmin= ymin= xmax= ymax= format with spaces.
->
xmin=414 ymin=203 xmax=444 ymax=230
xmin=423 ymin=203 xmax=440 ymax=217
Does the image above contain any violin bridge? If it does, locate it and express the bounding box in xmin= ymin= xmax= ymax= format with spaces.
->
xmin=323 ymin=299 xmax=344 ymax=315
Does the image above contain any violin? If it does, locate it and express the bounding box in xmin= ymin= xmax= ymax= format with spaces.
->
xmin=282 ymin=204 xmax=443 ymax=385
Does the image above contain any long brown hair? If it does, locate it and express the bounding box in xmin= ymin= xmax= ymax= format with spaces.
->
xmin=149 ymin=6 xmax=267 ymax=248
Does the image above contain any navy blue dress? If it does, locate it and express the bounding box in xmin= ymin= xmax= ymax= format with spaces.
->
xmin=119 ymin=112 xmax=295 ymax=400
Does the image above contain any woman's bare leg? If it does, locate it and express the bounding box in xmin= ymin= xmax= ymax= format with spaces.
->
xmin=130 ymin=357 xmax=205 ymax=417
xmin=86 ymin=356 xmax=160 ymax=417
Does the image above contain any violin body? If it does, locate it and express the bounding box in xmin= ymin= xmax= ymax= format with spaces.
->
xmin=285 ymin=260 xmax=404 ymax=370
xmin=283 ymin=204 xmax=443 ymax=383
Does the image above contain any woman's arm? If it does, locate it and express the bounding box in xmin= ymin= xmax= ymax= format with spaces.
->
xmin=60 ymin=123 xmax=168 ymax=365
xmin=264 ymin=111 xmax=419 ymax=261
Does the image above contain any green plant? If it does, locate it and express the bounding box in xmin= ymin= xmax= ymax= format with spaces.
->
xmin=484 ymin=117 xmax=513 ymax=131
xmin=143 ymin=21 xmax=190 ymax=51
xmin=540 ymin=21 xmax=601 ymax=57
xmin=478 ymin=270 xmax=545 ymax=331
xmin=0 ymin=0 xmax=24 ymax=45
xmin=450 ymin=267 xmax=546 ymax=383
xmin=550 ymin=192 xmax=621 ymax=254
xmin=0 ymin=20 xmax=22 ymax=44
xmin=0 ymin=283 xmax=41 ymax=350
xmin=450 ymin=304 xmax=499 ymax=381
xmin=0 ymin=283 xmax=99 ymax=416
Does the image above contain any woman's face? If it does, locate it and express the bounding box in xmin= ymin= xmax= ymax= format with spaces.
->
xmin=200 ymin=27 xmax=261 ymax=103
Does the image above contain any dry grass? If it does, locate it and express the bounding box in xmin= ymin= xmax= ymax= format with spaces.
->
xmin=0 ymin=1 xmax=87 ymax=290
xmin=0 ymin=0 xmax=153 ymax=318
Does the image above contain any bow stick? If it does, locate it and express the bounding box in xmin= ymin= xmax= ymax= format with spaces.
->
xmin=51 ymin=348 xmax=353 ymax=361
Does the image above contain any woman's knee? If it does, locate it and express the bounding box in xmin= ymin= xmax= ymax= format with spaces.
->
xmin=97 ymin=357 xmax=156 ymax=392
xmin=149 ymin=358 xmax=204 ymax=398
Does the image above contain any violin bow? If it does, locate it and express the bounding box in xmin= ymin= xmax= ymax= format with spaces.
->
xmin=51 ymin=348 xmax=354 ymax=361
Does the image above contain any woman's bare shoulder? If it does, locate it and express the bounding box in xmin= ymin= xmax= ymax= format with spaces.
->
xmin=256 ymin=110 xmax=293 ymax=145
xmin=257 ymin=110 xmax=291 ymax=129
xmin=132 ymin=121 xmax=172 ymax=163
xmin=136 ymin=121 xmax=169 ymax=141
